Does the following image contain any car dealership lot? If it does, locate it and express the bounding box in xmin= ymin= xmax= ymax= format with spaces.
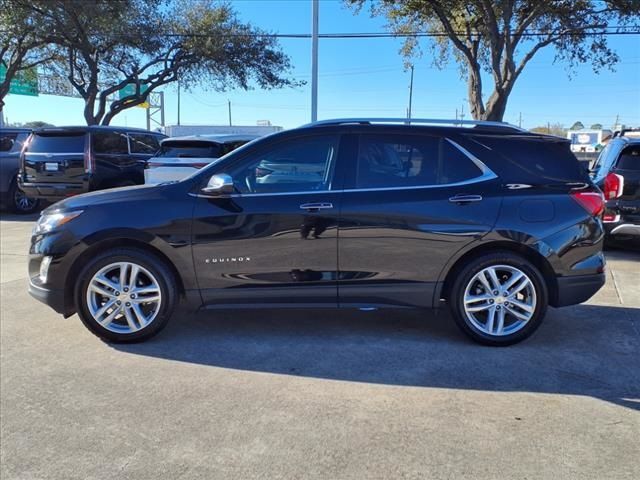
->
xmin=1 ymin=213 xmax=639 ymax=479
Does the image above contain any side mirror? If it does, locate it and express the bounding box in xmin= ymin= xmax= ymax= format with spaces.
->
xmin=202 ymin=173 xmax=234 ymax=196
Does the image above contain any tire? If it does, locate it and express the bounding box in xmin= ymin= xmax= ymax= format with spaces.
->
xmin=75 ymin=248 xmax=177 ymax=343
xmin=448 ymin=251 xmax=548 ymax=346
xmin=8 ymin=178 xmax=40 ymax=214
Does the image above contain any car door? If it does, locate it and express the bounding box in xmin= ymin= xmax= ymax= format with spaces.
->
xmin=191 ymin=133 xmax=343 ymax=307
xmin=337 ymin=131 xmax=502 ymax=308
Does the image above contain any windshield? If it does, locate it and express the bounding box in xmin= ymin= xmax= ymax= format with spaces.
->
xmin=157 ymin=141 xmax=223 ymax=158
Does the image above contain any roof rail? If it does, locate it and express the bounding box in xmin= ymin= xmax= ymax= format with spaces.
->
xmin=613 ymin=128 xmax=640 ymax=138
xmin=302 ymin=117 xmax=526 ymax=131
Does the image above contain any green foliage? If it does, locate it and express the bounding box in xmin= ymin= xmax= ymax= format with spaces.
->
xmin=590 ymin=123 xmax=603 ymax=129
xmin=531 ymin=123 xmax=567 ymax=137
xmin=347 ymin=1 xmax=640 ymax=121
xmin=570 ymin=121 xmax=585 ymax=130
xmin=3 ymin=0 xmax=298 ymax=125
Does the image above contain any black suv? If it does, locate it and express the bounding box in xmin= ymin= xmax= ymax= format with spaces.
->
xmin=590 ymin=130 xmax=640 ymax=243
xmin=28 ymin=119 xmax=606 ymax=346
xmin=19 ymin=126 xmax=165 ymax=201
xmin=0 ymin=128 xmax=40 ymax=213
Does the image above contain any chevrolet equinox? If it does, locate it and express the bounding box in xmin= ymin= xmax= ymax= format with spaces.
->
xmin=28 ymin=119 xmax=606 ymax=345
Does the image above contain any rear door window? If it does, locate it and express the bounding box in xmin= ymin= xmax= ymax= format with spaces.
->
xmin=93 ymin=131 xmax=129 ymax=154
xmin=158 ymin=141 xmax=223 ymax=158
xmin=27 ymin=133 xmax=85 ymax=153
xmin=129 ymin=133 xmax=161 ymax=155
xmin=354 ymin=134 xmax=482 ymax=189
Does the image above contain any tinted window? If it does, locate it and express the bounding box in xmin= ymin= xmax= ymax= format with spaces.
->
xmin=28 ymin=133 xmax=85 ymax=153
xmin=158 ymin=141 xmax=223 ymax=158
xmin=232 ymin=135 xmax=338 ymax=194
xmin=440 ymin=140 xmax=483 ymax=183
xmin=93 ymin=131 xmax=128 ymax=154
xmin=0 ymin=133 xmax=17 ymax=152
xmin=129 ymin=133 xmax=161 ymax=154
xmin=465 ymin=135 xmax=586 ymax=183
xmin=616 ymin=145 xmax=640 ymax=171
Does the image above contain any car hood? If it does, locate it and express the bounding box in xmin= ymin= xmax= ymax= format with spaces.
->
xmin=44 ymin=183 xmax=169 ymax=213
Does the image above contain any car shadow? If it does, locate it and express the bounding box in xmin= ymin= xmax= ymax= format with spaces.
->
xmin=113 ymin=303 xmax=640 ymax=411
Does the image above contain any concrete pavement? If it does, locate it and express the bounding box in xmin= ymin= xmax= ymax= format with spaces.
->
xmin=1 ymin=213 xmax=639 ymax=479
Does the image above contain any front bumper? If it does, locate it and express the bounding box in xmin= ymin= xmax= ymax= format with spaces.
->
xmin=28 ymin=277 xmax=70 ymax=316
xmin=553 ymin=273 xmax=606 ymax=307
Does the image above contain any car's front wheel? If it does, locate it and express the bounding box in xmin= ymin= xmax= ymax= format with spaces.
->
xmin=75 ymin=248 xmax=177 ymax=343
xmin=449 ymin=252 xmax=548 ymax=346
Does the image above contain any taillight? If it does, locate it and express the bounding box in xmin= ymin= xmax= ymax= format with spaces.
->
xmin=603 ymin=172 xmax=624 ymax=200
xmin=571 ymin=191 xmax=605 ymax=217
xmin=84 ymin=137 xmax=95 ymax=173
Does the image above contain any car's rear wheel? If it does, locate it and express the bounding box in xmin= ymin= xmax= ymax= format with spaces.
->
xmin=449 ymin=252 xmax=548 ymax=346
xmin=75 ymin=248 xmax=176 ymax=343
xmin=9 ymin=179 xmax=40 ymax=214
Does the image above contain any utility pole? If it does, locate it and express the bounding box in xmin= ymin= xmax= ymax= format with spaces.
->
xmin=407 ymin=65 xmax=414 ymax=121
xmin=310 ymin=0 xmax=319 ymax=122
xmin=228 ymin=100 xmax=232 ymax=126
xmin=177 ymin=80 xmax=181 ymax=126
xmin=460 ymin=103 xmax=465 ymax=124
xmin=614 ymin=113 xmax=619 ymax=129
xmin=518 ymin=112 xmax=522 ymax=128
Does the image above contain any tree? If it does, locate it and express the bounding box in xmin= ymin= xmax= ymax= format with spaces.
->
xmin=531 ymin=123 xmax=566 ymax=137
xmin=590 ymin=123 xmax=603 ymax=129
xmin=570 ymin=121 xmax=585 ymax=130
xmin=0 ymin=0 xmax=55 ymax=112
xmin=347 ymin=1 xmax=640 ymax=121
xmin=27 ymin=0 xmax=298 ymax=125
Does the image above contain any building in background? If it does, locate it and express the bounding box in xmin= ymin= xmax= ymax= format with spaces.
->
xmin=164 ymin=123 xmax=283 ymax=137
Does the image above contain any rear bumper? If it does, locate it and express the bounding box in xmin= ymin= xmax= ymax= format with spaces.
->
xmin=552 ymin=273 xmax=605 ymax=307
xmin=607 ymin=223 xmax=640 ymax=237
xmin=19 ymin=181 xmax=87 ymax=201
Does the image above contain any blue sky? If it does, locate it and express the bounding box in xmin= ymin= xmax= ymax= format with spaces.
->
xmin=3 ymin=0 xmax=640 ymax=130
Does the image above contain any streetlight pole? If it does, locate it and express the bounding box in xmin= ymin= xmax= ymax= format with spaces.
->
xmin=407 ymin=65 xmax=414 ymax=121
xmin=311 ymin=0 xmax=319 ymax=122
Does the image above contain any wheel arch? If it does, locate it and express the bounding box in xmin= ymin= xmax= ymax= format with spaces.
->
xmin=437 ymin=240 xmax=558 ymax=306
xmin=63 ymin=235 xmax=187 ymax=316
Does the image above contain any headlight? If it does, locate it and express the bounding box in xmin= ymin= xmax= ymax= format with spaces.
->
xmin=34 ymin=210 xmax=83 ymax=235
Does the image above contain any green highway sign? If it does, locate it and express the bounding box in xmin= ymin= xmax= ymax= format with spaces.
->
xmin=118 ymin=82 xmax=149 ymax=108
xmin=0 ymin=65 xmax=39 ymax=96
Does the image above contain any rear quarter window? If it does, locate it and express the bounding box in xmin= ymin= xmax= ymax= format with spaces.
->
xmin=615 ymin=145 xmax=640 ymax=171
xmin=464 ymin=135 xmax=586 ymax=183
xmin=93 ymin=131 xmax=129 ymax=154
xmin=27 ymin=133 xmax=86 ymax=153
xmin=129 ymin=133 xmax=162 ymax=155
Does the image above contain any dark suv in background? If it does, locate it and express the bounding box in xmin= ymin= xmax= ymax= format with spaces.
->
xmin=19 ymin=126 xmax=165 ymax=202
xmin=0 ymin=128 xmax=40 ymax=213
xmin=27 ymin=119 xmax=605 ymax=346
xmin=591 ymin=130 xmax=640 ymax=244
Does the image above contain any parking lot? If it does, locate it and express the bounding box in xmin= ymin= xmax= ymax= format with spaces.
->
xmin=1 ymin=212 xmax=639 ymax=479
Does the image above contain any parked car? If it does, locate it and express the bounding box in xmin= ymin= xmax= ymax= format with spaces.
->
xmin=0 ymin=128 xmax=40 ymax=213
xmin=144 ymin=134 xmax=257 ymax=184
xmin=28 ymin=118 xmax=606 ymax=346
xmin=18 ymin=126 xmax=165 ymax=202
xmin=590 ymin=130 xmax=640 ymax=243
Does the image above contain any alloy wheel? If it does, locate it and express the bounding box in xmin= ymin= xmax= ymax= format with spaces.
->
xmin=86 ymin=261 xmax=162 ymax=334
xmin=14 ymin=187 xmax=37 ymax=212
xmin=463 ymin=264 xmax=537 ymax=337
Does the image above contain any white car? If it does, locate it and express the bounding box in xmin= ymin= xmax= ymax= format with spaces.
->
xmin=144 ymin=134 xmax=258 ymax=184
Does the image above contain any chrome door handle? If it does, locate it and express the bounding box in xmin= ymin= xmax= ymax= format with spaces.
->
xmin=300 ymin=202 xmax=333 ymax=211
xmin=449 ymin=194 xmax=483 ymax=204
